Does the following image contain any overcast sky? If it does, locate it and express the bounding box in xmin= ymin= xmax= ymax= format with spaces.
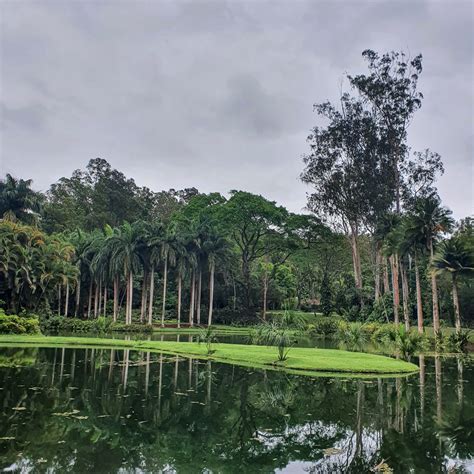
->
xmin=1 ymin=0 xmax=472 ymax=219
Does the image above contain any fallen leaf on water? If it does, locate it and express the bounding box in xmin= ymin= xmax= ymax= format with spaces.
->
xmin=323 ymin=447 xmax=344 ymax=456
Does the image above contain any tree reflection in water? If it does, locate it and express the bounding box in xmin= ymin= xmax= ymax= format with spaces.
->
xmin=0 ymin=347 xmax=472 ymax=473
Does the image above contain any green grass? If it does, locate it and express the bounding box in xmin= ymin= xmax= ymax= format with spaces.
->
xmin=151 ymin=324 xmax=251 ymax=335
xmin=0 ymin=334 xmax=418 ymax=376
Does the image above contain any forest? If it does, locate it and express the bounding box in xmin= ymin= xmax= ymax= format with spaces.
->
xmin=1 ymin=50 xmax=473 ymax=338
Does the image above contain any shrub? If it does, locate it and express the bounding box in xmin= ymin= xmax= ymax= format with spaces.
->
xmin=0 ymin=313 xmax=41 ymax=334
xmin=336 ymin=322 xmax=368 ymax=350
xmin=213 ymin=308 xmax=258 ymax=326
xmin=447 ymin=330 xmax=471 ymax=352
xmin=310 ymin=317 xmax=339 ymax=337
xmin=40 ymin=317 xmax=153 ymax=334
xmin=392 ymin=326 xmax=426 ymax=360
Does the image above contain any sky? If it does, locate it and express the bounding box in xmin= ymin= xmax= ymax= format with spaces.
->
xmin=0 ymin=0 xmax=473 ymax=219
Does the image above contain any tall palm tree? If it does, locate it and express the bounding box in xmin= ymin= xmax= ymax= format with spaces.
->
xmin=406 ymin=194 xmax=453 ymax=335
xmin=432 ymin=236 xmax=474 ymax=333
xmin=202 ymin=231 xmax=228 ymax=326
xmin=107 ymin=222 xmax=143 ymax=325
xmin=146 ymin=222 xmax=165 ymax=325
xmin=159 ymin=230 xmax=176 ymax=327
xmin=0 ymin=174 xmax=42 ymax=224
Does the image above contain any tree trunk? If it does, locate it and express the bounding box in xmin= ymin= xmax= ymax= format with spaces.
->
xmin=113 ymin=276 xmax=119 ymax=322
xmin=414 ymin=256 xmax=424 ymax=334
xmin=390 ymin=254 xmax=400 ymax=325
xmin=125 ymin=275 xmax=130 ymax=324
xmin=94 ymin=282 xmax=99 ymax=318
xmin=75 ymin=279 xmax=81 ymax=317
xmin=374 ymin=245 xmax=381 ymax=301
xmin=452 ymin=275 xmax=461 ymax=334
xmin=58 ymin=285 xmax=61 ymax=317
xmin=103 ymin=285 xmax=107 ymax=318
xmin=262 ymin=271 xmax=268 ymax=320
xmin=382 ymin=258 xmax=390 ymax=294
xmin=64 ymin=282 xmax=69 ymax=317
xmin=196 ymin=268 xmax=202 ymax=325
xmin=208 ymin=261 xmax=215 ymax=326
xmin=189 ymin=270 xmax=195 ymax=327
xmin=128 ymin=272 xmax=133 ymax=325
xmin=400 ymin=260 xmax=410 ymax=331
xmin=177 ymin=274 xmax=182 ymax=329
xmin=148 ymin=268 xmax=154 ymax=325
xmin=87 ymin=281 xmax=92 ymax=319
xmin=349 ymin=229 xmax=362 ymax=289
xmin=140 ymin=270 xmax=147 ymax=323
xmin=429 ymin=240 xmax=441 ymax=335
xmin=161 ymin=257 xmax=168 ymax=327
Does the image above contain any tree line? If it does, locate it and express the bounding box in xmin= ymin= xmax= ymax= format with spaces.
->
xmin=0 ymin=49 xmax=473 ymax=331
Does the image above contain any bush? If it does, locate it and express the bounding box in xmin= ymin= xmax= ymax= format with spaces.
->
xmin=0 ymin=312 xmax=41 ymax=335
xmin=447 ymin=330 xmax=471 ymax=352
xmin=212 ymin=308 xmax=259 ymax=326
xmin=309 ymin=317 xmax=339 ymax=337
xmin=40 ymin=317 xmax=153 ymax=334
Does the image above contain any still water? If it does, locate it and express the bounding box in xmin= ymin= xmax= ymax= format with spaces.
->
xmin=0 ymin=347 xmax=473 ymax=473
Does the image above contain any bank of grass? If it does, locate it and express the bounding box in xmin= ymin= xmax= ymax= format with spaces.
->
xmin=0 ymin=334 xmax=418 ymax=376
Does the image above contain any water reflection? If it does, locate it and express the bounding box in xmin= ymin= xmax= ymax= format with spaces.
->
xmin=0 ymin=348 xmax=472 ymax=473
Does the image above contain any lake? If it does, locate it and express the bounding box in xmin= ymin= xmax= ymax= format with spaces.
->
xmin=0 ymin=346 xmax=473 ymax=473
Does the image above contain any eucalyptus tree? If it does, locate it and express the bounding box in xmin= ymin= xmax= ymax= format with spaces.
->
xmin=302 ymin=94 xmax=393 ymax=290
xmin=349 ymin=49 xmax=423 ymax=213
xmin=405 ymin=194 xmax=453 ymax=334
xmin=432 ymin=236 xmax=474 ymax=333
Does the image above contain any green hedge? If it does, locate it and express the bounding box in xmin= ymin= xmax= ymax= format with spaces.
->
xmin=0 ymin=312 xmax=41 ymax=335
xmin=40 ymin=316 xmax=153 ymax=334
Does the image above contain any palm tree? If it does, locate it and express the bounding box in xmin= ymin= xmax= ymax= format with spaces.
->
xmin=202 ymin=231 xmax=228 ymax=326
xmin=146 ymin=222 xmax=165 ymax=325
xmin=107 ymin=222 xmax=142 ymax=325
xmin=406 ymin=194 xmax=453 ymax=335
xmin=432 ymin=236 xmax=474 ymax=333
xmin=159 ymin=231 xmax=176 ymax=327
xmin=0 ymin=174 xmax=42 ymax=224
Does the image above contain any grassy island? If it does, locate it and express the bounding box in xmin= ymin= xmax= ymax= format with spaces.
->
xmin=0 ymin=335 xmax=418 ymax=376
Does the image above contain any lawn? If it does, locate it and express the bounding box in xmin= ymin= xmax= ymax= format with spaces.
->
xmin=0 ymin=334 xmax=419 ymax=376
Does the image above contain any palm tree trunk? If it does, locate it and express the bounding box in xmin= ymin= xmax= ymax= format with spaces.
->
xmin=103 ymin=285 xmax=107 ymax=317
xmin=148 ymin=267 xmax=155 ymax=325
xmin=429 ymin=240 xmax=440 ymax=335
xmin=177 ymin=274 xmax=182 ymax=328
xmin=64 ymin=282 xmax=70 ymax=317
xmin=127 ymin=272 xmax=133 ymax=325
xmin=125 ymin=274 xmax=130 ymax=324
xmin=414 ymin=256 xmax=423 ymax=333
xmin=196 ymin=268 xmax=202 ymax=325
xmin=113 ymin=276 xmax=119 ymax=322
xmin=452 ymin=274 xmax=461 ymax=334
xmin=390 ymin=254 xmax=400 ymax=325
xmin=189 ymin=270 xmax=195 ymax=327
xmin=161 ymin=257 xmax=168 ymax=327
xmin=94 ymin=282 xmax=99 ymax=318
xmin=98 ymin=280 xmax=102 ymax=316
xmin=208 ymin=261 xmax=215 ymax=326
xmin=140 ymin=270 xmax=147 ymax=323
xmin=87 ymin=280 xmax=92 ymax=319
xmin=58 ymin=285 xmax=61 ymax=317
xmin=75 ymin=279 xmax=81 ymax=317
xmin=400 ymin=260 xmax=410 ymax=331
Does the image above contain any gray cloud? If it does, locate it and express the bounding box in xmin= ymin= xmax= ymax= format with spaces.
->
xmin=0 ymin=0 xmax=472 ymax=218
